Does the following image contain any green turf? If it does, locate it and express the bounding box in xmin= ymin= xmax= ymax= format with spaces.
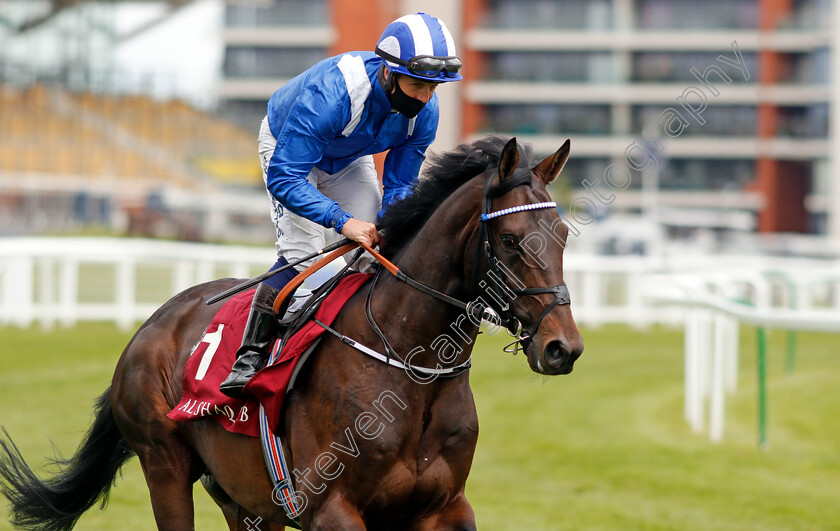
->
xmin=0 ymin=323 xmax=837 ymax=530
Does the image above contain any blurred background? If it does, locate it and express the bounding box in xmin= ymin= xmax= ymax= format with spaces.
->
xmin=0 ymin=1 xmax=838 ymax=530
xmin=1 ymin=0 xmax=839 ymax=252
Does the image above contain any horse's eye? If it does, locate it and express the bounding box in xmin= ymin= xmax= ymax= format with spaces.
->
xmin=500 ymin=235 xmax=517 ymax=249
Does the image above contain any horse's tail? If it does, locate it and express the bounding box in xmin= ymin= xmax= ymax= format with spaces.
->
xmin=0 ymin=388 xmax=134 ymax=531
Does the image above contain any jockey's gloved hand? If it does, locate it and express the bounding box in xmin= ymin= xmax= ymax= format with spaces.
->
xmin=340 ymin=218 xmax=380 ymax=248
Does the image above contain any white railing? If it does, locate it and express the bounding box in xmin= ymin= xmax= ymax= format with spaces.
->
xmin=2 ymin=237 xmax=837 ymax=449
xmin=0 ymin=237 xmax=274 ymax=330
xmin=646 ymin=267 xmax=840 ymax=446
xmin=2 ymin=237 xmax=839 ymax=333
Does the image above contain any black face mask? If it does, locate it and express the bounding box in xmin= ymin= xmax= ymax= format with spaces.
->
xmin=386 ymin=74 xmax=426 ymax=119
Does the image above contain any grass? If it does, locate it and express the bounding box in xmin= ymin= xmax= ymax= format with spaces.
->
xmin=0 ymin=323 xmax=838 ymax=530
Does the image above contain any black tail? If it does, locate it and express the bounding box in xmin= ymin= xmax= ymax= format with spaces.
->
xmin=0 ymin=388 xmax=135 ymax=531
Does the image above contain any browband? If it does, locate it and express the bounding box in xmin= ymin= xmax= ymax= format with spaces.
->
xmin=480 ymin=202 xmax=557 ymax=222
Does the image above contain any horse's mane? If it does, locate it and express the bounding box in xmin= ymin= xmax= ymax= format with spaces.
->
xmin=379 ymin=136 xmax=534 ymax=259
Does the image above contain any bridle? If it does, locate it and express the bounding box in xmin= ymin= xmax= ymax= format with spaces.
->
xmin=359 ymin=168 xmax=572 ymax=373
xmin=472 ymin=169 xmax=571 ymax=355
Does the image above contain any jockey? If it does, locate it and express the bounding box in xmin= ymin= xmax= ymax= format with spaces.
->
xmin=220 ymin=12 xmax=463 ymax=397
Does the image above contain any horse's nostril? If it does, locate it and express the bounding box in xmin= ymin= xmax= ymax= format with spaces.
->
xmin=545 ymin=340 xmax=566 ymax=365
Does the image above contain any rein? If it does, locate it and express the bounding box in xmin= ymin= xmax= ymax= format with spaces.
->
xmin=275 ymin=169 xmax=572 ymax=377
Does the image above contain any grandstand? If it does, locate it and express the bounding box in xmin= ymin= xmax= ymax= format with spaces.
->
xmin=0 ymin=83 xmax=266 ymax=240
xmin=0 ymin=0 xmax=271 ymax=242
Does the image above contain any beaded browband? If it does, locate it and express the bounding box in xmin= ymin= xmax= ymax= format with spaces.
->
xmin=479 ymin=201 xmax=557 ymax=222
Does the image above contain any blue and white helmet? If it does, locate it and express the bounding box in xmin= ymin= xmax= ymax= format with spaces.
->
xmin=375 ymin=12 xmax=463 ymax=82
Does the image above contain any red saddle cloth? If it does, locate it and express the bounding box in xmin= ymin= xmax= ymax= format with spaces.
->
xmin=167 ymin=273 xmax=371 ymax=437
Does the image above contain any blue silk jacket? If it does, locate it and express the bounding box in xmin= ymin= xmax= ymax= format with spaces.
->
xmin=265 ymin=51 xmax=439 ymax=232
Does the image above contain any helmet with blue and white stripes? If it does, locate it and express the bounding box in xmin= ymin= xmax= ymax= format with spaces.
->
xmin=375 ymin=12 xmax=463 ymax=82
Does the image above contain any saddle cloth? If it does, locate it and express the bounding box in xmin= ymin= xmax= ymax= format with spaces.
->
xmin=167 ymin=272 xmax=371 ymax=436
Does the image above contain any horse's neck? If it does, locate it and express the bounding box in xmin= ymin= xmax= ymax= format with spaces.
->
xmin=398 ymin=179 xmax=483 ymax=290
xmin=372 ymin=183 xmax=484 ymax=369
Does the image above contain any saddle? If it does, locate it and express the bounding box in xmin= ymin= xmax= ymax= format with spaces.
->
xmin=274 ymin=248 xmax=364 ymax=348
xmin=270 ymin=247 xmax=366 ymax=389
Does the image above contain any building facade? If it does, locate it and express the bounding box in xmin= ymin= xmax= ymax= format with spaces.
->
xmin=221 ymin=0 xmax=838 ymax=245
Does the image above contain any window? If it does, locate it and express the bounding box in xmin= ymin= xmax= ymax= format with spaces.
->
xmin=786 ymin=0 xmax=831 ymax=29
xmin=223 ymin=47 xmax=325 ymax=79
xmin=776 ymin=104 xmax=828 ymax=138
xmin=555 ymin=158 xmax=611 ymax=188
xmin=637 ymin=0 xmax=757 ymax=29
xmin=482 ymin=0 xmax=612 ymax=30
xmin=633 ymin=105 xmax=757 ymax=136
xmin=485 ymin=52 xmax=615 ymax=83
xmin=772 ymin=52 xmax=830 ymax=84
xmin=482 ymin=104 xmax=611 ymax=136
xmin=658 ymin=159 xmax=755 ymax=190
xmin=632 ymin=52 xmax=756 ymax=83
xmin=226 ymin=0 xmax=328 ymax=27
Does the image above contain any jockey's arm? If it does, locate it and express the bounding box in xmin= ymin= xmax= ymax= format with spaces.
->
xmin=264 ymin=83 xmax=360 ymax=236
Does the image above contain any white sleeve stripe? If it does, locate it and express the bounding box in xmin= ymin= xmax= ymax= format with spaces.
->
xmin=337 ymin=54 xmax=372 ymax=137
xmin=398 ymin=13 xmax=434 ymax=57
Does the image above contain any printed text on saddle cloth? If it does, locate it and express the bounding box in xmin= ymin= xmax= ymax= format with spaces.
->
xmin=167 ymin=273 xmax=372 ymax=437
xmin=168 ymin=289 xmax=264 ymax=437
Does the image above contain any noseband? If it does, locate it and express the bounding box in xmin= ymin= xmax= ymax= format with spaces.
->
xmin=473 ymin=171 xmax=571 ymax=354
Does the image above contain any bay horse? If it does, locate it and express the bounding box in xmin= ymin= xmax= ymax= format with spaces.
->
xmin=0 ymin=136 xmax=583 ymax=530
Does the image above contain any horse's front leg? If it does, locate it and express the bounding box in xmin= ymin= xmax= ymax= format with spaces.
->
xmin=306 ymin=492 xmax=367 ymax=531
xmin=412 ymin=493 xmax=476 ymax=531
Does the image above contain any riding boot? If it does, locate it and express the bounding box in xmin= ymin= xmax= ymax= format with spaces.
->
xmin=219 ymin=283 xmax=281 ymax=398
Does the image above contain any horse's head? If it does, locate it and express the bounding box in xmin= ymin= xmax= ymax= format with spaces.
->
xmin=476 ymin=137 xmax=584 ymax=375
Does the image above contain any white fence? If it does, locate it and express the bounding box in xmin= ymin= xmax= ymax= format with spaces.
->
xmin=0 ymin=237 xmax=690 ymax=330
xmin=2 ymin=237 xmax=839 ymax=445
xmin=0 ymin=237 xmax=273 ymax=330
xmin=2 ymin=237 xmax=839 ymax=332
xmin=645 ymin=265 xmax=840 ymax=446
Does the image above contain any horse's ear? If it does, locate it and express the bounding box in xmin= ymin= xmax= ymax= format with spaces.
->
xmin=533 ymin=139 xmax=570 ymax=185
xmin=498 ymin=137 xmax=520 ymax=181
